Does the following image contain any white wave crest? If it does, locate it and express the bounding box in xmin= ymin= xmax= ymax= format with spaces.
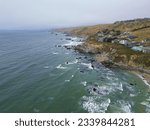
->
xmin=81 ymin=96 xmax=111 ymax=113
xmin=64 ymin=41 xmax=83 ymax=46
xmin=65 ymin=80 xmax=70 ymax=82
xmin=56 ymin=64 xmax=67 ymax=69
xmin=141 ymin=99 xmax=150 ymax=112
xmin=52 ymin=52 xmax=59 ymax=55
xmin=116 ymin=100 xmax=132 ymax=113
xmin=81 ymin=63 xmax=93 ymax=70
xmin=137 ymin=74 xmax=150 ymax=87
xmin=65 ymin=59 xmax=78 ymax=65
xmin=43 ymin=66 xmax=50 ymax=69
xmin=81 ymin=81 xmax=87 ymax=86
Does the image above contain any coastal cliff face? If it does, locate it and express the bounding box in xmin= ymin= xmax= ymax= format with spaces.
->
xmin=75 ymin=41 xmax=150 ymax=73
xmin=61 ymin=18 xmax=150 ymax=73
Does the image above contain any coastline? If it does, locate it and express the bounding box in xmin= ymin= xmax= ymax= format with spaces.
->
xmin=67 ymin=39 xmax=150 ymax=89
xmin=59 ymin=18 xmax=150 ymax=88
xmin=77 ymin=43 xmax=150 ymax=88
xmin=71 ymin=40 xmax=150 ymax=88
xmin=59 ymin=36 xmax=150 ymax=89
xmin=132 ymin=71 xmax=150 ymax=89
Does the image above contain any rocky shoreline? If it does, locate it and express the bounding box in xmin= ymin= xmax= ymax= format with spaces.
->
xmin=73 ymin=42 xmax=150 ymax=87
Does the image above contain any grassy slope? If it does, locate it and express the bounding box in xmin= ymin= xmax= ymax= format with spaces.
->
xmin=61 ymin=19 xmax=150 ymax=45
xmin=60 ymin=19 xmax=150 ymax=72
xmin=59 ymin=24 xmax=111 ymax=36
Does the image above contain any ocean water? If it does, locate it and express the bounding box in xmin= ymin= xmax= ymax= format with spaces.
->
xmin=0 ymin=30 xmax=150 ymax=113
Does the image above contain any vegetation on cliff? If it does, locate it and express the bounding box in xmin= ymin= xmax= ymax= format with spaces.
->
xmin=61 ymin=18 xmax=150 ymax=74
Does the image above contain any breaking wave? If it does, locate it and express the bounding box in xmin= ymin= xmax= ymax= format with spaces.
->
xmin=56 ymin=64 xmax=67 ymax=69
xmin=81 ymin=96 xmax=111 ymax=113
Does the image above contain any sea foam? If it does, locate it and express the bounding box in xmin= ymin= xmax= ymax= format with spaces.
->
xmin=81 ymin=96 xmax=111 ymax=113
xmin=81 ymin=62 xmax=93 ymax=70
xmin=56 ymin=64 xmax=67 ymax=69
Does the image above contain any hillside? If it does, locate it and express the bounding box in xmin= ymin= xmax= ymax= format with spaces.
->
xmin=60 ymin=18 xmax=150 ymax=84
xmin=61 ymin=18 xmax=150 ymax=66
xmin=61 ymin=18 xmax=150 ymax=46
xmin=59 ymin=24 xmax=111 ymax=36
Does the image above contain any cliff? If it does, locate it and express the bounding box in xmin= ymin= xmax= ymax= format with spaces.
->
xmin=60 ymin=18 xmax=150 ymax=83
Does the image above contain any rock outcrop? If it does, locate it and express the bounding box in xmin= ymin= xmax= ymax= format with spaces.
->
xmin=62 ymin=18 xmax=150 ymax=73
xmin=95 ymin=29 xmax=145 ymax=49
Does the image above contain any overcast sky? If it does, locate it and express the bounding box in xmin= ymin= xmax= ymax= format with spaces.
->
xmin=0 ymin=0 xmax=150 ymax=29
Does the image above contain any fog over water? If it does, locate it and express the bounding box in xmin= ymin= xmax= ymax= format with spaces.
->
xmin=0 ymin=0 xmax=150 ymax=29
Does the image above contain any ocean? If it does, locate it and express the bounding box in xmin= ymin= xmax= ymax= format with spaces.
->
xmin=0 ymin=30 xmax=150 ymax=113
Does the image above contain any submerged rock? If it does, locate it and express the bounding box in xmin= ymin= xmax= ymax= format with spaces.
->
xmin=87 ymin=84 xmax=111 ymax=95
xmin=80 ymin=70 xmax=84 ymax=73
xmin=76 ymin=57 xmax=82 ymax=60
xmin=64 ymin=45 xmax=72 ymax=50
xmin=57 ymin=45 xmax=62 ymax=47
xmin=130 ymin=83 xmax=134 ymax=86
xmin=66 ymin=38 xmax=72 ymax=40
xmin=55 ymin=45 xmax=62 ymax=47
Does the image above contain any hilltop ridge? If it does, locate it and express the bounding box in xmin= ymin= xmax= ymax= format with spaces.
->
xmin=60 ymin=18 xmax=150 ymax=42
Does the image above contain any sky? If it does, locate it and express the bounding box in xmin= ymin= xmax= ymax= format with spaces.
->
xmin=0 ymin=0 xmax=150 ymax=30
